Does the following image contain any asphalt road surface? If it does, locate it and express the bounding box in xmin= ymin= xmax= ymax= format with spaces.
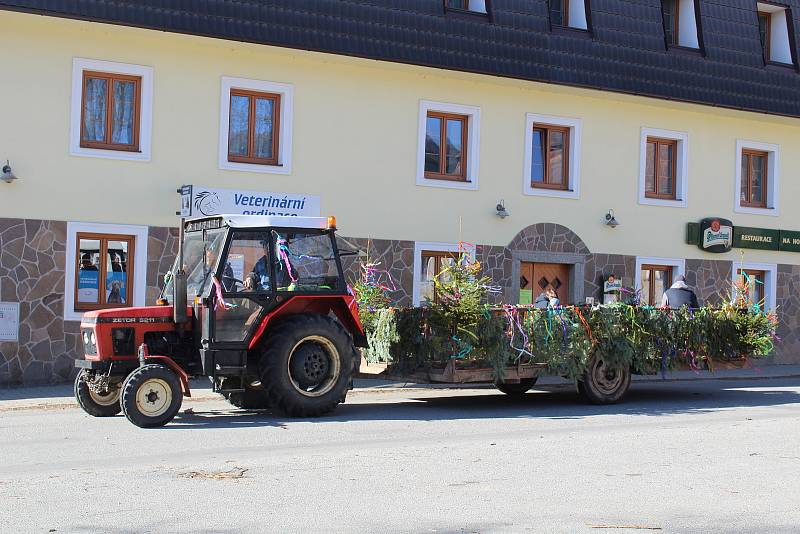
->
xmin=3 ymin=378 xmax=800 ymax=534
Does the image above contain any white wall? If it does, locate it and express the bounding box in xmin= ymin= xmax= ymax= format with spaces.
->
xmin=770 ymin=9 xmax=793 ymax=64
xmin=569 ymin=0 xmax=588 ymax=30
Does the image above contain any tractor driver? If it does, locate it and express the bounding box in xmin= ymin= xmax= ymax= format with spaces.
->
xmin=242 ymin=238 xmax=298 ymax=291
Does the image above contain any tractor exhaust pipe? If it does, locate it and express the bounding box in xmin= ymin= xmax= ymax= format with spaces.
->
xmin=173 ymin=218 xmax=188 ymax=325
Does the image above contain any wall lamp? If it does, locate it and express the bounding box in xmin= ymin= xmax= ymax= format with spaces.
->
xmin=495 ymin=200 xmax=510 ymax=219
xmin=1 ymin=160 xmax=19 ymax=183
xmin=604 ymin=209 xmax=619 ymax=228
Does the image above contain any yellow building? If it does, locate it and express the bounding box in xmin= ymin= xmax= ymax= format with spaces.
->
xmin=1 ymin=2 xmax=799 ymax=383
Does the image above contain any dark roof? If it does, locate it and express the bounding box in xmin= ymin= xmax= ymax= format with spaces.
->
xmin=3 ymin=0 xmax=800 ymax=118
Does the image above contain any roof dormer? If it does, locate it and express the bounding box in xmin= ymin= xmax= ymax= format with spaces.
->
xmin=757 ymin=3 xmax=796 ymax=67
xmin=661 ymin=0 xmax=701 ymax=50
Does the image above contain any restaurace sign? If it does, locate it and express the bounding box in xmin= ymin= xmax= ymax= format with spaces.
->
xmin=687 ymin=219 xmax=800 ymax=253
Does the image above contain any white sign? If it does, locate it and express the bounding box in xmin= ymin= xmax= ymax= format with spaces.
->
xmin=183 ymin=185 xmax=320 ymax=218
xmin=703 ymin=225 xmax=733 ymax=249
xmin=0 ymin=302 xmax=20 ymax=342
xmin=604 ymin=280 xmax=622 ymax=293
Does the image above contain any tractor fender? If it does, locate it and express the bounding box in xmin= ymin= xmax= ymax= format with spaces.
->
xmin=142 ymin=355 xmax=192 ymax=398
xmin=248 ymin=295 xmax=367 ymax=351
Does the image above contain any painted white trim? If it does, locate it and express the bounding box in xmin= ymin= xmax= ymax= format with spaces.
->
xmin=734 ymin=139 xmax=780 ymax=217
xmin=731 ymin=261 xmax=778 ymax=311
xmin=677 ymin=0 xmax=700 ymax=49
xmin=522 ymin=113 xmax=582 ymax=199
xmin=637 ymin=127 xmax=689 ymax=208
xmin=218 ymin=76 xmax=294 ymax=175
xmin=758 ymin=3 xmax=794 ymax=64
xmin=63 ymin=221 xmax=149 ymax=322
xmin=412 ymin=241 xmax=476 ymax=306
xmin=416 ymin=100 xmax=481 ymax=191
xmin=568 ymin=0 xmax=588 ymax=30
xmin=70 ymin=58 xmax=154 ymax=161
xmin=634 ymin=256 xmax=686 ymax=303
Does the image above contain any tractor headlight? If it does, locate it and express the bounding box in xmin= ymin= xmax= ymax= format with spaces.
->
xmin=82 ymin=329 xmax=97 ymax=355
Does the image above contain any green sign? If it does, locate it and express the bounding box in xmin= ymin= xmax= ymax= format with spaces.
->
xmin=733 ymin=226 xmax=780 ymax=251
xmin=687 ymin=221 xmax=800 ymax=253
xmin=780 ymin=230 xmax=800 ymax=252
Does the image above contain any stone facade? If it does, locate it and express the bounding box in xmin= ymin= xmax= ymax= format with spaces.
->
xmin=0 ymin=217 xmax=797 ymax=386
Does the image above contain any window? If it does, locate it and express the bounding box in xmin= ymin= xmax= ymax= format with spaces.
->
xmin=531 ymin=125 xmax=569 ymax=190
xmin=412 ymin=242 xmax=475 ymax=305
xmin=756 ymin=3 xmax=795 ymax=65
xmin=70 ymin=58 xmax=153 ymax=161
xmin=732 ymin=262 xmax=777 ymax=311
xmin=227 ymin=90 xmax=280 ymax=166
xmin=638 ymin=128 xmax=688 ymax=207
xmin=759 ymin=11 xmax=772 ymax=59
xmin=735 ymin=140 xmax=779 ymax=215
xmin=219 ymin=77 xmax=294 ymax=174
xmin=640 ymin=265 xmax=673 ymax=306
xmin=445 ymin=0 xmax=488 ymax=13
xmin=661 ymin=0 xmax=700 ymax=49
xmin=417 ymin=101 xmax=481 ymax=190
xmin=80 ymin=71 xmax=141 ymax=152
xmin=64 ymin=222 xmax=149 ymax=321
xmin=737 ymin=269 xmax=766 ymax=307
xmin=549 ymin=0 xmax=589 ymax=30
xmin=523 ymin=113 xmax=581 ymax=199
xmin=74 ymin=233 xmax=135 ymax=311
xmin=425 ymin=111 xmax=468 ymax=181
xmin=740 ymin=149 xmax=768 ymax=208
xmin=419 ymin=251 xmax=459 ymax=305
xmin=645 ymin=138 xmax=677 ymax=199
xmin=635 ymin=257 xmax=685 ymax=308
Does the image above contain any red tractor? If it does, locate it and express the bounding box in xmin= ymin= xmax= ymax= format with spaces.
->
xmin=73 ymin=215 xmax=366 ymax=427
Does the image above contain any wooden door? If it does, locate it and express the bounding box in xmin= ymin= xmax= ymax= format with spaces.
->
xmin=519 ymin=262 xmax=571 ymax=305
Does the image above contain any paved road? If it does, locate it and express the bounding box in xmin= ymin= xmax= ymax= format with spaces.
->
xmin=3 ymin=378 xmax=800 ymax=534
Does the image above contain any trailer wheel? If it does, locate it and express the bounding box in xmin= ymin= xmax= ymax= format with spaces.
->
xmin=577 ymin=357 xmax=631 ymax=404
xmin=259 ymin=314 xmax=354 ymax=418
xmin=120 ymin=364 xmax=182 ymax=428
xmin=74 ymin=370 xmax=122 ymax=417
xmin=495 ymin=377 xmax=538 ymax=397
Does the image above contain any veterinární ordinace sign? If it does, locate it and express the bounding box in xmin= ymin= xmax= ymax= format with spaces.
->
xmin=179 ymin=185 xmax=321 ymax=218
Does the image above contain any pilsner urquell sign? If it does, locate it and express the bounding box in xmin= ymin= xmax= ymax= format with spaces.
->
xmin=687 ymin=220 xmax=800 ymax=253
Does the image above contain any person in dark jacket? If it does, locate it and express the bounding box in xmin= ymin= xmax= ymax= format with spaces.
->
xmin=661 ymin=274 xmax=700 ymax=309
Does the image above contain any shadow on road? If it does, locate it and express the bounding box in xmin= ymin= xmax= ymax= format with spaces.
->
xmin=164 ymin=377 xmax=800 ymax=429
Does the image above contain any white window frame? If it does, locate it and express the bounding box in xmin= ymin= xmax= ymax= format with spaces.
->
xmin=638 ymin=127 xmax=689 ymax=208
xmin=731 ymin=261 xmax=778 ymax=311
xmin=757 ymin=3 xmax=794 ymax=65
xmin=523 ymin=113 xmax=582 ymax=199
xmin=452 ymin=0 xmax=487 ymax=13
xmin=634 ymin=256 xmax=686 ymax=304
xmin=677 ymin=0 xmax=700 ymax=49
xmin=70 ymin=58 xmax=154 ymax=162
xmin=734 ymin=139 xmax=780 ymax=216
xmin=218 ymin=76 xmax=294 ymax=175
xmin=568 ymin=0 xmax=589 ymax=30
xmin=412 ymin=241 xmax=476 ymax=306
xmin=416 ymin=100 xmax=481 ymax=191
xmin=63 ymin=221 xmax=149 ymax=322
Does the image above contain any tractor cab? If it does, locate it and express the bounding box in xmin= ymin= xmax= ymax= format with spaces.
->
xmin=75 ymin=214 xmax=365 ymax=427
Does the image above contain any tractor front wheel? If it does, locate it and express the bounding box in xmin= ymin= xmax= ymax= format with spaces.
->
xmin=576 ymin=357 xmax=631 ymax=404
xmin=120 ymin=364 xmax=183 ymax=428
xmin=259 ymin=314 xmax=355 ymax=418
xmin=74 ymin=370 xmax=122 ymax=417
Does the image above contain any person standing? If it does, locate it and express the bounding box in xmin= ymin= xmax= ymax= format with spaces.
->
xmin=661 ymin=274 xmax=700 ymax=309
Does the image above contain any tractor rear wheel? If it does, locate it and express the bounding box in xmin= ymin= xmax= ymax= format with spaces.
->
xmin=120 ymin=364 xmax=183 ymax=428
xmin=577 ymin=357 xmax=631 ymax=404
xmin=259 ymin=314 xmax=355 ymax=418
xmin=224 ymin=383 xmax=272 ymax=410
xmin=74 ymin=370 xmax=122 ymax=417
xmin=495 ymin=377 xmax=538 ymax=397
